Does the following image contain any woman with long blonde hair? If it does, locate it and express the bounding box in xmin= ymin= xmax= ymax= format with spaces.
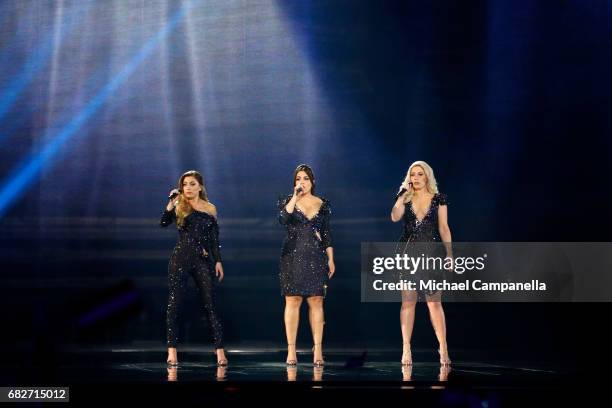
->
xmin=391 ymin=160 xmax=452 ymax=366
xmin=160 ymin=170 xmax=227 ymax=367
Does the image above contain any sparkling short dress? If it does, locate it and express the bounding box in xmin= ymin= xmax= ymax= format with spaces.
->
xmin=277 ymin=195 xmax=333 ymax=297
xmin=398 ymin=193 xmax=449 ymax=297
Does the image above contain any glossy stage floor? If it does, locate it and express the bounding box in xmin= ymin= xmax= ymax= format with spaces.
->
xmin=4 ymin=344 xmax=590 ymax=405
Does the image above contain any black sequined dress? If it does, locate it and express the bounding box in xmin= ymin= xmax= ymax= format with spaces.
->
xmin=398 ymin=193 xmax=449 ymax=297
xmin=160 ymin=207 xmax=224 ymax=349
xmin=278 ymin=195 xmax=332 ymax=297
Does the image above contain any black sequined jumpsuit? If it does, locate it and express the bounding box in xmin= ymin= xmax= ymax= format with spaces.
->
xmin=278 ymin=195 xmax=333 ymax=297
xmin=160 ymin=208 xmax=224 ymax=349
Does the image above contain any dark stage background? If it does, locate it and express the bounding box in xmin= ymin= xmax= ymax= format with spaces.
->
xmin=1 ymin=0 xmax=610 ymax=372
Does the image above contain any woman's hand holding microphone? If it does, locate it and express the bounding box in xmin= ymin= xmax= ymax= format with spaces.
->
xmin=394 ymin=181 xmax=412 ymax=205
xmin=293 ymin=183 xmax=305 ymax=199
xmin=285 ymin=183 xmax=304 ymax=213
xmin=166 ymin=189 xmax=180 ymax=211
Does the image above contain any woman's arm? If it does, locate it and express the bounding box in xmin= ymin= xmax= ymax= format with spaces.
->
xmin=208 ymin=206 xmax=222 ymax=264
xmin=437 ymin=204 xmax=453 ymax=257
xmin=278 ymin=194 xmax=298 ymax=225
xmin=279 ymin=185 xmax=306 ymax=224
xmin=160 ymin=205 xmax=176 ymax=227
xmin=326 ymin=246 xmax=335 ymax=278
xmin=209 ymin=221 xmax=222 ymax=263
xmin=321 ymin=203 xmax=335 ymax=277
xmin=391 ymin=195 xmax=406 ymax=222
xmin=161 ymin=190 xmax=179 ymax=227
xmin=207 ymin=206 xmax=225 ymax=281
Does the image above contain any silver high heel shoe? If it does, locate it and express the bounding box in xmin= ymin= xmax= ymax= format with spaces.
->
xmin=401 ymin=342 xmax=412 ymax=366
xmin=286 ymin=343 xmax=297 ymax=366
xmin=438 ymin=348 xmax=451 ymax=366
xmin=215 ymin=348 xmax=228 ymax=367
xmin=167 ymin=348 xmax=178 ymax=367
xmin=312 ymin=343 xmax=324 ymax=367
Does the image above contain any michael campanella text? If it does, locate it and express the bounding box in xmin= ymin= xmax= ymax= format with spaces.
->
xmin=373 ymin=279 xmax=547 ymax=292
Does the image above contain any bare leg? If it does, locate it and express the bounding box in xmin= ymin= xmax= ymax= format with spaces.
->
xmin=400 ymin=290 xmax=417 ymax=365
xmin=167 ymin=347 xmax=178 ymax=365
xmin=167 ymin=366 xmax=178 ymax=381
xmin=284 ymin=296 xmax=303 ymax=364
xmin=426 ymin=292 xmax=450 ymax=365
xmin=307 ymin=296 xmax=325 ymax=365
xmin=216 ymin=348 xmax=227 ymax=365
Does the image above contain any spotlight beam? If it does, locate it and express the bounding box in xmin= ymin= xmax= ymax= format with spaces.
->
xmin=0 ymin=1 xmax=196 ymax=218
xmin=0 ymin=2 xmax=92 ymax=123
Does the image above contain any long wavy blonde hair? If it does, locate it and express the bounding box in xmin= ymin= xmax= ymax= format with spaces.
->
xmin=400 ymin=160 xmax=438 ymax=203
xmin=175 ymin=170 xmax=209 ymax=228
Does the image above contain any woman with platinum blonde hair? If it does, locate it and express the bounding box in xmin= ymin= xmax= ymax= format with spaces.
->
xmin=391 ymin=160 xmax=453 ymax=366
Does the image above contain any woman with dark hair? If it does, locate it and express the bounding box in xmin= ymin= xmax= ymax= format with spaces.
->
xmin=160 ymin=170 xmax=227 ymax=367
xmin=278 ymin=164 xmax=335 ymax=367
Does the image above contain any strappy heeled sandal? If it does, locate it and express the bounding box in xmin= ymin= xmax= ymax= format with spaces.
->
xmin=286 ymin=343 xmax=298 ymax=366
xmin=167 ymin=348 xmax=178 ymax=367
xmin=312 ymin=343 xmax=324 ymax=367
xmin=438 ymin=348 xmax=451 ymax=366
xmin=215 ymin=349 xmax=228 ymax=367
xmin=401 ymin=341 xmax=412 ymax=366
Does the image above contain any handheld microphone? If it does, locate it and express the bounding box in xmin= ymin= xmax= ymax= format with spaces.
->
xmin=168 ymin=191 xmax=180 ymax=200
xmin=394 ymin=182 xmax=412 ymax=201
xmin=296 ymin=186 xmax=303 ymax=194
xmin=395 ymin=188 xmax=407 ymax=201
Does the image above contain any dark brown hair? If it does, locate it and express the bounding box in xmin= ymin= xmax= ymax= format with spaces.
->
xmin=293 ymin=164 xmax=315 ymax=194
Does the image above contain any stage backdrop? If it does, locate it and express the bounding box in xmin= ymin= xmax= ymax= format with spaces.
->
xmin=0 ymin=0 xmax=610 ymax=364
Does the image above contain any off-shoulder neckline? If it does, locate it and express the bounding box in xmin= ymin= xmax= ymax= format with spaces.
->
xmin=190 ymin=208 xmax=216 ymax=218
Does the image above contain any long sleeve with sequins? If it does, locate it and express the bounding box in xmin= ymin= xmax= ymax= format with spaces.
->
xmin=278 ymin=195 xmax=294 ymax=225
xmin=320 ymin=202 xmax=333 ymax=249
xmin=208 ymin=217 xmax=223 ymax=263
xmin=160 ymin=208 xmax=176 ymax=227
xmin=278 ymin=195 xmax=332 ymax=297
